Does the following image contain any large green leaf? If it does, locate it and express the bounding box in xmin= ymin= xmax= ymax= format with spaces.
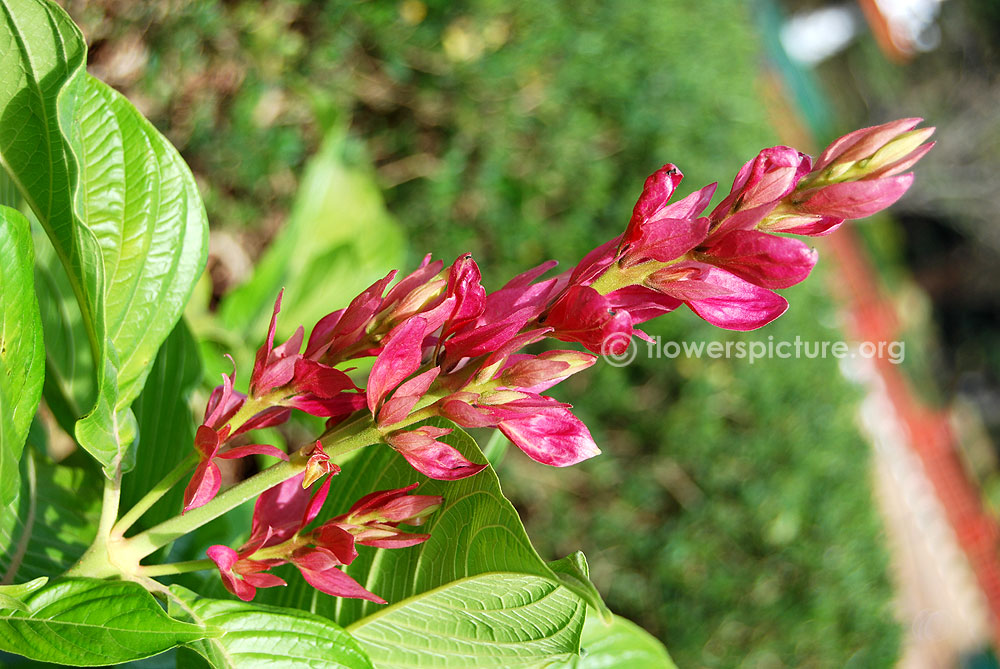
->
xmin=169 ymin=586 xmax=373 ymax=669
xmin=0 ymin=0 xmax=108 ymax=459
xmin=0 ymin=206 xmax=44 ymax=505
xmin=33 ymin=228 xmax=96 ymax=437
xmin=259 ymin=422 xmax=598 ymax=668
xmin=120 ymin=319 xmax=202 ymax=535
xmin=0 ymin=448 xmax=100 ymax=583
xmin=71 ymin=75 xmax=207 ymax=464
xmin=0 ymin=0 xmax=208 ymax=473
xmin=349 ymin=573 xmax=585 ymax=668
xmin=550 ymin=610 xmax=677 ymax=669
xmin=218 ymin=130 xmax=405 ymax=345
xmin=0 ymin=578 xmax=208 ymax=666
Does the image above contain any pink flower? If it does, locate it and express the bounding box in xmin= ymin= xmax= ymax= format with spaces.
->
xmin=499 ymin=408 xmax=600 ymax=467
xmin=385 ymin=426 xmax=487 ymax=480
xmin=442 ymin=305 xmax=537 ymax=366
xmin=619 ymin=217 xmax=709 ymax=269
xmin=366 ymin=317 xmax=428 ymax=414
xmin=250 ymin=292 xmax=361 ymax=411
xmin=183 ymin=425 xmax=288 ymax=513
xmin=544 ymin=285 xmax=634 ymax=355
xmin=698 ymin=230 xmax=818 ymax=290
xmin=306 ymin=271 xmax=398 ymax=362
xmin=289 ymin=547 xmax=383 ymax=603
xmin=438 ymin=390 xmax=601 ymax=468
xmin=329 ymin=483 xmax=442 ymax=549
xmin=377 ymin=255 xmax=447 ymax=327
xmin=377 ymin=366 xmax=441 ymax=427
xmin=812 ymin=117 xmax=929 ymax=173
xmin=249 ymin=291 xmax=305 ymax=398
xmin=647 ymin=261 xmax=788 ymax=331
xmin=209 ymin=473 xmax=442 ymax=603
xmin=710 ymin=146 xmax=812 ymax=235
xmin=416 ymin=254 xmax=488 ymax=338
xmin=206 ymin=545 xmax=286 ymax=602
xmin=208 ymin=473 xmax=366 ymax=602
xmin=773 ymin=118 xmax=934 ymax=229
xmin=498 ymin=350 xmax=597 ymax=394
xmin=794 ymin=174 xmax=915 ymax=219
xmin=202 ymin=361 xmax=294 ymax=438
xmin=623 ymin=164 xmax=684 ymax=244
xmin=283 ymin=358 xmax=362 ymax=418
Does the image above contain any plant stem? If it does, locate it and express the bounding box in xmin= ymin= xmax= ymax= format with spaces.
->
xmin=66 ymin=461 xmax=123 ymax=579
xmin=120 ymin=456 xmax=309 ymax=563
xmin=98 ymin=464 xmax=123 ymax=537
xmin=113 ymin=453 xmax=198 ymax=537
xmin=116 ymin=421 xmax=381 ymax=562
xmin=137 ymin=559 xmax=214 ymax=577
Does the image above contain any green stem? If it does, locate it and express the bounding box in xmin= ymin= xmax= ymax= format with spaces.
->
xmin=66 ymin=462 xmax=123 ymax=579
xmin=120 ymin=456 xmax=310 ymax=563
xmin=588 ymin=256 xmax=689 ymax=295
xmin=137 ymin=559 xmax=215 ymax=577
xmin=320 ymin=418 xmax=382 ymax=458
xmin=113 ymin=452 xmax=198 ymax=537
xmin=98 ymin=464 xmax=123 ymax=537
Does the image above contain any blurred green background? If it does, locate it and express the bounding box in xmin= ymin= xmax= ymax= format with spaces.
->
xmin=59 ymin=0 xmax=1000 ymax=665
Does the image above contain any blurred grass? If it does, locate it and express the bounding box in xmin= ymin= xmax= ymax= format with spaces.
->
xmin=65 ymin=0 xmax=900 ymax=664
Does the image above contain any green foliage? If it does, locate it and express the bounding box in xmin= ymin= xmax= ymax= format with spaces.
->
xmin=121 ymin=319 xmax=203 ymax=535
xmin=257 ymin=422 xmax=601 ymax=667
xmin=350 ymin=573 xmax=583 ymax=669
xmin=0 ymin=578 xmax=208 ymax=666
xmin=0 ymin=0 xmax=903 ymax=666
xmin=170 ymin=586 xmax=373 ymax=669
xmin=218 ymin=129 xmax=405 ymax=343
xmin=0 ymin=0 xmax=208 ymax=474
xmin=71 ymin=0 xmax=775 ymax=283
xmin=551 ymin=609 xmax=677 ymax=669
xmin=0 ymin=449 xmax=100 ymax=583
xmin=0 ymin=207 xmax=44 ymax=505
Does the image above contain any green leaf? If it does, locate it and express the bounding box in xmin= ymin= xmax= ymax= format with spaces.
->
xmin=0 ymin=0 xmax=109 ymax=458
xmin=0 ymin=0 xmax=208 ymax=473
xmin=548 ymin=552 xmax=613 ymax=625
xmin=0 ymin=206 xmax=44 ymax=505
xmin=218 ymin=129 xmax=405 ymax=343
xmin=70 ymin=76 xmax=208 ymax=473
xmin=0 ymin=449 xmax=100 ymax=582
xmin=168 ymin=586 xmax=373 ymax=669
xmin=33 ymin=228 xmax=98 ymax=436
xmin=550 ymin=610 xmax=677 ymax=669
xmin=121 ymin=319 xmax=202 ymax=535
xmin=260 ymin=421 xmax=590 ymax=667
xmin=0 ymin=577 xmax=46 ymax=612
xmin=349 ymin=573 xmax=585 ymax=668
xmin=0 ymin=578 xmax=208 ymax=666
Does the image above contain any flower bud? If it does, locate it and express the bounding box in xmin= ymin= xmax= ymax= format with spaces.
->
xmin=302 ymin=441 xmax=340 ymax=489
xmin=500 ymin=351 xmax=596 ymax=390
xmin=808 ymin=118 xmax=934 ymax=185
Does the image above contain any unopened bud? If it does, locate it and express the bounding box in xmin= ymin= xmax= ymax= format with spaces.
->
xmin=384 ymin=278 xmax=448 ymax=327
xmin=302 ymin=441 xmax=340 ymax=488
xmin=500 ymin=351 xmax=596 ymax=389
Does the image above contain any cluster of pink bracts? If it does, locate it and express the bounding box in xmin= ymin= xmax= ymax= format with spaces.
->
xmin=192 ymin=118 xmax=933 ymax=602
